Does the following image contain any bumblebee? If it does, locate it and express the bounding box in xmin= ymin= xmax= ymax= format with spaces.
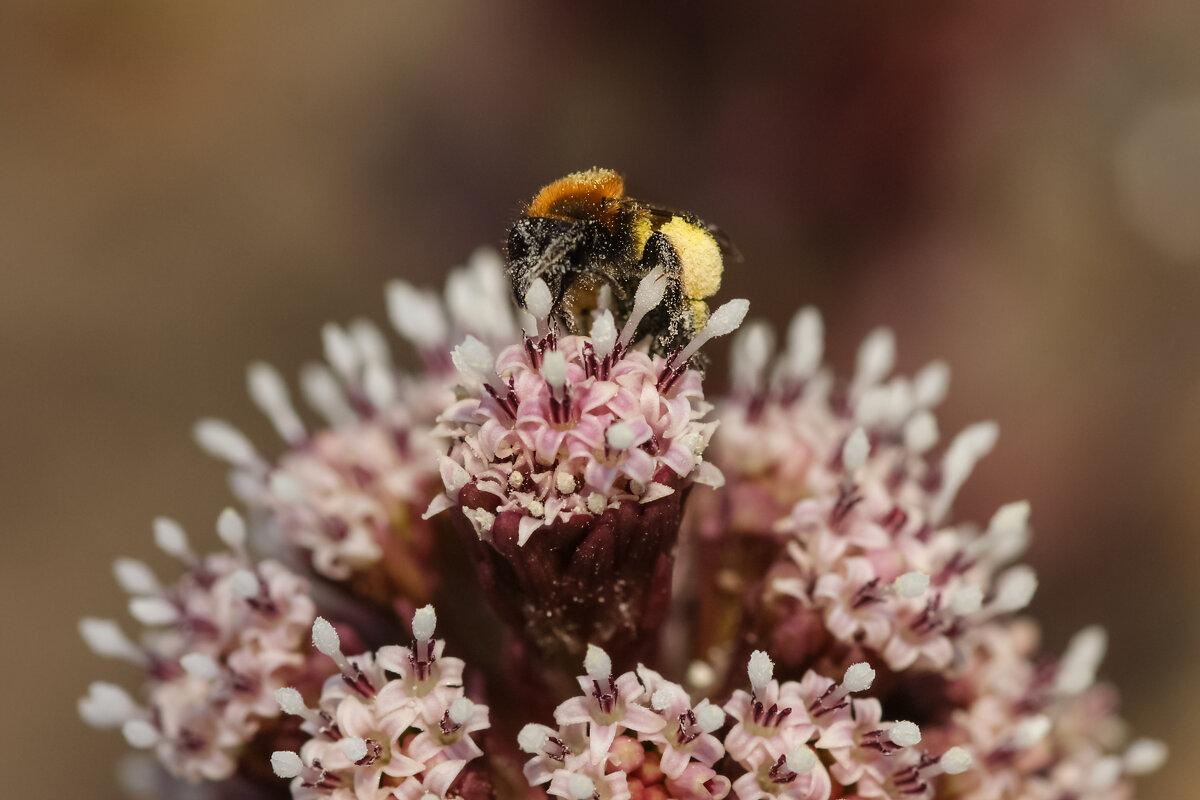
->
xmin=505 ymin=168 xmax=733 ymax=351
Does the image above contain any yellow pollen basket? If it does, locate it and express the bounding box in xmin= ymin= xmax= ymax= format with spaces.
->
xmin=660 ymin=217 xmax=723 ymax=300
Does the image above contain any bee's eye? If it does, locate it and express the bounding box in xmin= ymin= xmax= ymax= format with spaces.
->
xmin=506 ymin=224 xmax=532 ymax=260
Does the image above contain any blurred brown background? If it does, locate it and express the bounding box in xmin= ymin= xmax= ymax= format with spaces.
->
xmin=3 ymin=1 xmax=1197 ymax=796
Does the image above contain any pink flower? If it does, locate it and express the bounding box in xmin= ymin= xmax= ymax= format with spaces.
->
xmin=81 ymin=243 xmax=1167 ymax=800
xmin=554 ymin=647 xmax=667 ymax=761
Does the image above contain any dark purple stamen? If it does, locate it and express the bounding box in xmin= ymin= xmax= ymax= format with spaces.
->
xmin=934 ymin=551 xmax=974 ymax=586
xmin=767 ymin=754 xmax=797 ymax=784
xmin=228 ymin=668 xmax=259 ymax=697
xmin=880 ymin=506 xmax=908 ymax=534
xmin=546 ymin=735 xmax=570 ymax=762
xmin=908 ymin=593 xmax=944 ymax=635
xmin=177 ymin=727 xmax=207 ymax=755
xmin=484 ymin=378 xmax=520 ymax=420
xmin=439 ymin=710 xmax=462 ymax=736
xmin=591 ymin=676 xmax=618 ymax=715
xmin=409 ymin=642 xmax=437 ymax=683
xmin=300 ymin=758 xmax=342 ymax=791
xmin=890 ymin=754 xmax=937 ymax=796
xmin=323 ymin=516 xmax=349 ymax=542
xmin=317 ymin=710 xmax=341 ymax=741
xmin=808 ymin=683 xmax=847 ymax=717
xmin=242 ymin=574 xmax=280 ymax=617
xmin=860 ymin=729 xmax=903 ymax=755
xmin=829 ymin=484 xmax=864 ymax=528
xmin=852 ymin=578 xmax=883 ymax=609
xmin=675 ymin=709 xmax=700 ymax=745
xmin=340 ymin=664 xmax=376 ymax=699
xmin=656 ymin=355 xmax=689 ymax=394
xmin=355 ymin=738 xmax=383 ymax=767
xmin=548 ymin=385 xmax=572 ymax=424
xmin=751 ymin=693 xmax=793 ymax=728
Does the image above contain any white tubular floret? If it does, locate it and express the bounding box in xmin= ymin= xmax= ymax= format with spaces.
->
xmin=451 ymin=336 xmax=496 ymax=384
xmin=992 ymin=565 xmax=1038 ymax=613
xmin=524 ymin=278 xmax=553 ymax=321
xmin=321 ymin=323 xmax=360 ymax=382
xmin=128 ymin=597 xmax=179 ymax=626
xmin=696 ymin=702 xmax=725 ymax=733
xmin=112 ymin=558 xmax=160 ymax=595
xmin=842 ymin=662 xmax=876 ymax=693
xmin=79 ymin=618 xmax=144 ymax=663
xmin=216 ymin=507 xmax=247 ymax=551
xmin=605 ymin=421 xmax=636 ymax=451
xmin=889 ymin=721 xmax=921 ymax=748
xmin=151 ymin=517 xmax=192 ymax=561
xmin=567 ymin=774 xmax=595 ymax=800
xmin=412 ymin=604 xmax=437 ymax=642
xmin=300 ymin=363 xmax=356 ymax=427
xmin=912 ymin=359 xmax=950 ymax=408
xmin=677 ymin=298 xmax=750 ymax=363
xmin=1013 ymin=715 xmax=1051 ymax=749
xmin=584 ymin=644 xmax=612 ymax=681
xmin=1124 ymin=738 xmax=1168 ymax=775
xmin=78 ymin=682 xmax=139 ymax=729
xmin=590 ymin=310 xmax=617 ymax=358
xmin=841 ymin=427 xmax=870 ymax=474
xmin=851 ymin=327 xmax=896 ymax=397
xmin=271 ymin=750 xmax=304 ymax=779
xmin=932 ymin=421 xmax=999 ymax=523
xmin=980 ymin=500 xmax=1031 ymax=564
xmin=122 ymin=719 xmax=160 ymax=749
xmin=939 ymin=746 xmax=972 ymax=775
xmin=730 ymin=320 xmax=774 ymax=392
xmin=518 ymin=723 xmax=553 ymax=755
xmin=903 ymin=411 xmax=939 ymax=454
xmin=274 ymin=687 xmax=308 ymax=716
xmin=784 ymin=746 xmax=816 ymax=774
xmin=541 ymin=350 xmax=568 ymax=389
xmin=386 ymin=280 xmax=448 ymax=350
xmin=180 ymin=652 xmax=221 ymax=680
xmin=784 ymin=306 xmax=824 ymax=379
xmin=619 ymin=267 xmax=669 ymax=346
xmin=747 ymin=650 xmax=774 ymax=693
xmin=1055 ymin=625 xmax=1108 ymax=695
xmin=950 ymin=585 xmax=984 ymax=617
xmin=311 ymin=617 xmax=349 ymax=671
xmin=193 ymin=418 xmax=258 ymax=465
xmin=230 ymin=569 xmax=260 ymax=598
xmin=341 ymin=737 xmax=369 ymax=762
xmin=247 ymin=362 xmax=305 ymax=443
xmin=448 ymin=697 xmax=476 ymax=725
xmin=892 ymin=571 xmax=930 ymax=599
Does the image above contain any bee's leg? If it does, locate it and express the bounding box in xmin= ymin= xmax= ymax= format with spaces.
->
xmin=636 ymin=232 xmax=691 ymax=354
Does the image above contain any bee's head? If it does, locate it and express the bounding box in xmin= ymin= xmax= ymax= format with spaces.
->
xmin=505 ymin=216 xmax=601 ymax=307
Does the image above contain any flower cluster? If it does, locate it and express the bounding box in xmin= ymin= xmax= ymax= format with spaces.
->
xmin=79 ymin=509 xmax=323 ymax=782
xmin=427 ymin=269 xmax=742 ymax=663
xmin=194 ymin=249 xmax=518 ymax=602
xmin=426 ymin=269 xmax=733 ymax=543
xmin=682 ymin=310 xmax=1167 ymax=797
xmin=270 ymin=606 xmax=491 ymax=800
xmin=721 ymin=650 xmax=953 ymax=800
xmin=79 ymin=245 xmax=1167 ymax=800
xmin=518 ymin=644 xmax=728 ymax=800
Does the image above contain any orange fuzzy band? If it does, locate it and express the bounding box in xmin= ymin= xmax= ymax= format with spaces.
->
xmin=526 ymin=168 xmax=625 ymax=227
